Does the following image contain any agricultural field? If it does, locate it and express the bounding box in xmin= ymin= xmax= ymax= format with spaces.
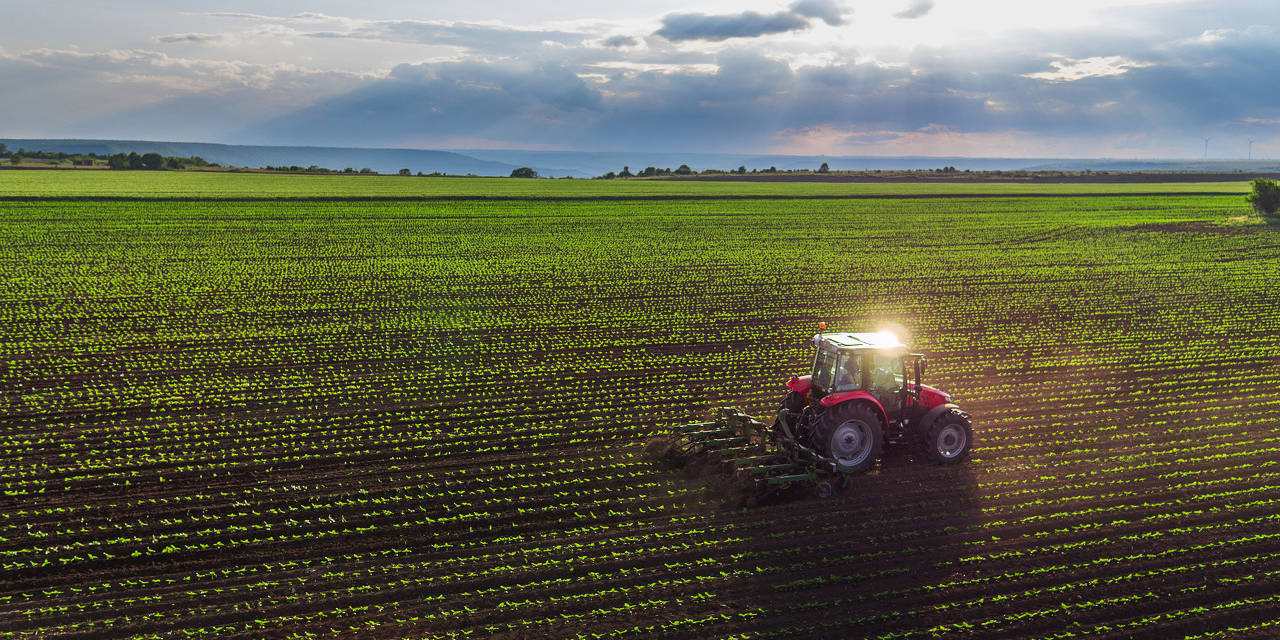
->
xmin=2 ymin=174 xmax=1280 ymax=639
xmin=0 ymin=169 xmax=1254 ymax=199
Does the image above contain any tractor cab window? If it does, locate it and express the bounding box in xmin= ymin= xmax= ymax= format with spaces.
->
xmin=813 ymin=348 xmax=862 ymax=392
xmin=812 ymin=348 xmax=838 ymax=390
xmin=833 ymin=352 xmax=861 ymax=392
xmin=869 ymin=353 xmax=904 ymax=392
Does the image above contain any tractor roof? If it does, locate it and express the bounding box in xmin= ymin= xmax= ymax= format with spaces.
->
xmin=813 ymin=331 xmax=907 ymax=353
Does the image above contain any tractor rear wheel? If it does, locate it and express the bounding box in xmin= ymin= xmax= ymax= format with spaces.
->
xmin=920 ymin=410 xmax=973 ymax=465
xmin=814 ymin=402 xmax=883 ymax=473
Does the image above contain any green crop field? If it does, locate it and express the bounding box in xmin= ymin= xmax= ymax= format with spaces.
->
xmin=2 ymin=172 xmax=1279 ymax=639
xmin=0 ymin=169 xmax=1255 ymax=198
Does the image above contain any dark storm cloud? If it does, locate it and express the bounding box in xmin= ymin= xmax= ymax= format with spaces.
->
xmin=242 ymin=59 xmax=603 ymax=147
xmin=655 ymin=11 xmax=809 ymax=42
xmin=655 ymin=0 xmax=849 ymax=42
xmin=894 ymin=1 xmax=934 ymax=19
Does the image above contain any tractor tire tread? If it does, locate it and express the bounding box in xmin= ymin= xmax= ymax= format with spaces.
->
xmin=919 ymin=408 xmax=974 ymax=465
xmin=814 ymin=401 xmax=884 ymax=473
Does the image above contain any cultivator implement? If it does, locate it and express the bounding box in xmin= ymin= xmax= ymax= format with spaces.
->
xmin=665 ymin=407 xmax=852 ymax=499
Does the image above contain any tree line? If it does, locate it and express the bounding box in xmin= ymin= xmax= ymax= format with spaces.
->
xmin=0 ymin=144 xmax=214 ymax=170
xmin=591 ymin=163 xmax=840 ymax=179
xmin=106 ymin=152 xmax=213 ymax=170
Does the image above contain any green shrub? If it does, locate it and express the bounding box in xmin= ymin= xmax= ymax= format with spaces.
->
xmin=1246 ymin=178 xmax=1280 ymax=221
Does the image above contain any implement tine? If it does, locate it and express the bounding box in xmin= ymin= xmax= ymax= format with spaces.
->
xmin=743 ymin=464 xmax=798 ymax=475
xmin=675 ymin=421 xmax=719 ymax=434
xmin=730 ymin=454 xmax=779 ymax=467
xmin=766 ymin=473 xmax=818 ymax=486
xmin=681 ymin=427 xmax=735 ymax=441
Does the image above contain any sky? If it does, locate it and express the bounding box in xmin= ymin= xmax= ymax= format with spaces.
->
xmin=1 ymin=0 xmax=1278 ymax=158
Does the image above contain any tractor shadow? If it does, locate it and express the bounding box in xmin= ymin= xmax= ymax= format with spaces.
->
xmin=712 ymin=446 xmax=983 ymax=638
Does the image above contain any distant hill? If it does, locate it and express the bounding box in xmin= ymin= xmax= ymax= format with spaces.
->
xmin=451 ymin=150 xmax=1082 ymax=177
xmin=1022 ymin=159 xmax=1280 ymax=172
xmin=4 ymin=139 xmax=1275 ymax=177
xmin=0 ymin=139 xmax=583 ymax=178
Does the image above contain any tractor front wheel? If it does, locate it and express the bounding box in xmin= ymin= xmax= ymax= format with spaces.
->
xmin=814 ymin=402 xmax=883 ymax=473
xmin=920 ymin=410 xmax=974 ymax=465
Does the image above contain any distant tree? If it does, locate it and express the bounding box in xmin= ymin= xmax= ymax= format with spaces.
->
xmin=1246 ymin=178 xmax=1280 ymax=220
xmin=125 ymin=152 xmax=143 ymax=170
xmin=9 ymin=153 xmax=22 ymax=166
xmin=599 ymin=171 xmax=617 ymax=179
xmin=165 ymin=157 xmax=184 ymax=170
xmin=618 ymin=166 xmax=633 ymax=178
xmin=639 ymin=166 xmax=657 ymax=177
xmin=736 ymin=165 xmax=747 ymax=174
xmin=108 ymin=153 xmax=128 ymax=170
xmin=509 ymin=167 xmax=537 ymax=178
xmin=818 ymin=162 xmax=830 ymax=173
xmin=0 ymin=142 xmax=7 ymax=157
xmin=343 ymin=167 xmax=355 ymax=174
xmin=398 ymin=168 xmax=412 ymax=176
xmin=674 ymin=164 xmax=693 ymax=175
xmin=139 ymin=153 xmax=164 ymax=170
xmin=768 ymin=165 xmax=777 ymax=173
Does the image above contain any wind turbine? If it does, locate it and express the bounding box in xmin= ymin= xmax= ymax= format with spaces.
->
xmin=1203 ymin=137 xmax=1210 ymax=160
xmin=1248 ymin=138 xmax=1254 ymax=161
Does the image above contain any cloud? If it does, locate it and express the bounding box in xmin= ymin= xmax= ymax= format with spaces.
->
xmin=894 ymin=1 xmax=935 ymax=19
xmin=600 ymin=35 xmax=640 ymax=48
xmin=655 ymin=12 xmax=808 ymax=42
xmin=190 ymin=11 xmax=591 ymax=55
xmin=789 ymin=0 xmax=849 ymax=26
xmin=1023 ymin=56 xmax=1155 ymax=82
xmin=655 ymin=0 xmax=850 ymax=42
xmin=8 ymin=1 xmax=1280 ymax=157
xmin=153 ymin=33 xmax=226 ymax=45
xmin=0 ymin=45 xmax=371 ymax=139
xmin=192 ymin=11 xmax=357 ymax=27
xmin=343 ymin=20 xmax=589 ymax=52
xmin=241 ymin=59 xmax=603 ymax=147
xmin=771 ymin=123 xmax=1048 ymax=156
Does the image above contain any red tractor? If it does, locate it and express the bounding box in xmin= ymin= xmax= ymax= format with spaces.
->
xmin=667 ymin=328 xmax=973 ymax=496
xmin=775 ymin=330 xmax=973 ymax=472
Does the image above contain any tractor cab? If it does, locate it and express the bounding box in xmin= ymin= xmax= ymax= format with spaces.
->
xmin=810 ymin=331 xmax=910 ymax=408
xmin=790 ymin=331 xmax=949 ymax=419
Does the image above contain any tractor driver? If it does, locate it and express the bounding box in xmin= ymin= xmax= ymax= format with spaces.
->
xmin=872 ymin=366 xmax=898 ymax=391
xmin=835 ymin=354 xmax=860 ymax=391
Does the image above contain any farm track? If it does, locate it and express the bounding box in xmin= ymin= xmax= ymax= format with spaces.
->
xmin=2 ymin=193 xmax=1279 ymax=638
